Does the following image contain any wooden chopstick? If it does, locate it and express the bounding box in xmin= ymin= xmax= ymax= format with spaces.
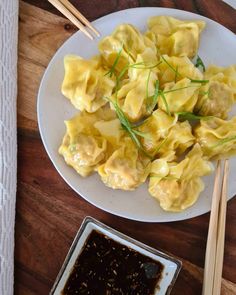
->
xmin=59 ymin=0 xmax=100 ymax=37
xmin=212 ymin=159 xmax=229 ymax=295
xmin=48 ymin=0 xmax=94 ymax=40
xmin=202 ymin=159 xmax=229 ymax=295
xmin=202 ymin=160 xmax=222 ymax=295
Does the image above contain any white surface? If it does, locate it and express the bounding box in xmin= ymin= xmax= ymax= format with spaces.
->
xmin=52 ymin=218 xmax=180 ymax=295
xmin=0 ymin=1 xmax=18 ymax=295
xmin=37 ymin=7 xmax=236 ymax=222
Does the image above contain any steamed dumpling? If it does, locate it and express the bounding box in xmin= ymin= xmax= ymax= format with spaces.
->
xmin=147 ymin=16 xmax=205 ymax=58
xmin=195 ymin=80 xmax=234 ymax=119
xmin=138 ymin=109 xmax=177 ymax=155
xmin=99 ymin=24 xmax=156 ymax=73
xmin=59 ymin=109 xmax=117 ymax=177
xmin=112 ymin=49 xmax=158 ymax=122
xmin=194 ymin=117 xmax=236 ymax=159
xmin=157 ymin=55 xmax=203 ymax=87
xmin=149 ymin=144 xmax=213 ymax=211
xmin=98 ymin=137 xmax=151 ymax=190
xmin=61 ymin=55 xmax=115 ymax=113
xmin=138 ymin=109 xmax=194 ymax=160
xmin=204 ymin=65 xmax=236 ymax=100
xmin=158 ymin=121 xmax=195 ymax=160
xmin=159 ymin=78 xmax=200 ymax=113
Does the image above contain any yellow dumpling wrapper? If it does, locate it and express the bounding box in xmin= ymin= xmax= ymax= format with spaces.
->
xmin=128 ymin=48 xmax=159 ymax=81
xmin=195 ymin=80 xmax=234 ymax=119
xmin=204 ymin=65 xmax=236 ymax=101
xmin=147 ymin=16 xmax=205 ymax=58
xmin=98 ymin=138 xmax=151 ymax=190
xmin=61 ymin=55 xmax=115 ymax=113
xmin=99 ymin=24 xmax=156 ymax=73
xmin=94 ymin=118 xmax=124 ymax=148
xmin=149 ymin=144 xmax=213 ymax=212
xmin=138 ymin=109 xmax=177 ymax=155
xmin=157 ymin=121 xmax=195 ymax=161
xmin=159 ymin=78 xmax=200 ymax=113
xmin=194 ymin=117 xmax=236 ymax=159
xmin=59 ymin=109 xmax=117 ymax=177
xmin=138 ymin=109 xmax=194 ymax=160
xmin=114 ymin=53 xmax=158 ymax=122
xmin=157 ymin=55 xmax=203 ymax=87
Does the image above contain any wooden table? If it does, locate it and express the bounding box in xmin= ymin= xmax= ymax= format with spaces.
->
xmin=16 ymin=1 xmax=236 ymax=294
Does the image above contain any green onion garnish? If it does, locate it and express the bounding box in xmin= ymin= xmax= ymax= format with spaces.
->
xmin=195 ymin=55 xmax=206 ymax=72
xmin=104 ymin=96 xmax=151 ymax=157
xmin=105 ymin=43 xmax=123 ymax=77
xmin=176 ymin=112 xmax=213 ymax=121
xmin=159 ymin=91 xmax=170 ymax=115
xmin=146 ymin=80 xmax=160 ymax=113
xmin=161 ymin=55 xmax=209 ymax=84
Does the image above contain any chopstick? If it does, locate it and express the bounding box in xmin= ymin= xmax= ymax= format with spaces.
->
xmin=48 ymin=0 xmax=100 ymax=40
xmin=59 ymin=0 xmax=100 ymax=37
xmin=213 ymin=159 xmax=229 ymax=295
xmin=202 ymin=159 xmax=229 ymax=295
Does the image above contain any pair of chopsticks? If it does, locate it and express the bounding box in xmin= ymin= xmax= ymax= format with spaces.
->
xmin=202 ymin=159 xmax=229 ymax=295
xmin=48 ymin=0 xmax=100 ymax=40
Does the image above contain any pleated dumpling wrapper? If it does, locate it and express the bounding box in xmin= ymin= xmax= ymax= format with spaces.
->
xmin=99 ymin=24 xmax=156 ymax=74
xmin=138 ymin=109 xmax=195 ymax=160
xmin=194 ymin=116 xmax=236 ymax=159
xmin=149 ymin=144 xmax=213 ymax=212
xmin=204 ymin=65 xmax=236 ymax=100
xmin=159 ymin=78 xmax=201 ymax=113
xmin=157 ymin=55 xmax=203 ymax=87
xmin=147 ymin=16 xmax=205 ymax=58
xmin=59 ymin=108 xmax=122 ymax=177
xmin=98 ymin=137 xmax=151 ymax=190
xmin=195 ymin=65 xmax=236 ymax=119
xmin=61 ymin=55 xmax=115 ymax=113
xmin=112 ymin=48 xmax=158 ymax=122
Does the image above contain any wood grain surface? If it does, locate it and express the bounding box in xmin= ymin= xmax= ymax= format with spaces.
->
xmin=16 ymin=1 xmax=236 ymax=294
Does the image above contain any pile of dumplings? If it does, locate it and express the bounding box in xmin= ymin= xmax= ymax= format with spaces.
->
xmin=59 ymin=16 xmax=236 ymax=212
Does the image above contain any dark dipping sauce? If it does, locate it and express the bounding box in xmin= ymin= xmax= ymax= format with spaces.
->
xmin=62 ymin=230 xmax=164 ymax=295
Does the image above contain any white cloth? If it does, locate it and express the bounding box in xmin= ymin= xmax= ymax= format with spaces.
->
xmin=0 ymin=1 xmax=18 ymax=295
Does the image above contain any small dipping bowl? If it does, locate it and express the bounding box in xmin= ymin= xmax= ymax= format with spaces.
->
xmin=50 ymin=217 xmax=181 ymax=295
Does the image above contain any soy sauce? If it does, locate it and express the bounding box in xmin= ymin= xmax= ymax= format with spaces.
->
xmin=62 ymin=230 xmax=163 ymax=295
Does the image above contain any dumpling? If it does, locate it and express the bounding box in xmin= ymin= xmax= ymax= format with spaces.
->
xmin=138 ymin=109 xmax=194 ymax=160
xmin=159 ymin=78 xmax=200 ymax=113
xmin=157 ymin=55 xmax=203 ymax=87
xmin=61 ymin=55 xmax=115 ymax=113
xmin=195 ymin=80 xmax=234 ymax=119
xmin=159 ymin=121 xmax=195 ymax=160
xmin=99 ymin=24 xmax=156 ymax=73
xmin=147 ymin=16 xmax=205 ymax=58
xmin=114 ymin=72 xmax=156 ymax=122
xmin=128 ymin=47 xmax=158 ymax=81
xmin=138 ymin=109 xmax=177 ymax=155
xmin=59 ymin=109 xmax=117 ymax=177
xmin=98 ymin=137 xmax=151 ymax=190
xmin=112 ymin=49 xmax=158 ymax=122
xmin=149 ymin=144 xmax=213 ymax=212
xmin=204 ymin=65 xmax=236 ymax=100
xmin=94 ymin=118 xmax=124 ymax=149
xmin=194 ymin=117 xmax=236 ymax=159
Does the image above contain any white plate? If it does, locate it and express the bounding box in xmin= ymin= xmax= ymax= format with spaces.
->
xmin=50 ymin=217 xmax=181 ymax=295
xmin=37 ymin=7 xmax=236 ymax=222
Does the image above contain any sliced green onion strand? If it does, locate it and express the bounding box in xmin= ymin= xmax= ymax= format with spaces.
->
xmin=195 ymin=55 xmax=206 ymax=72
